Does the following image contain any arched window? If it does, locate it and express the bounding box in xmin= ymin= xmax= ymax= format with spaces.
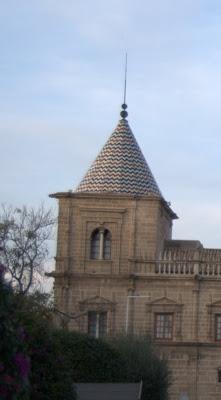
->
xmin=90 ymin=228 xmax=111 ymax=260
xmin=90 ymin=229 xmax=100 ymax=259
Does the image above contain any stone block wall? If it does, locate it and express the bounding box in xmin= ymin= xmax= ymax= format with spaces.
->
xmin=50 ymin=191 xmax=221 ymax=400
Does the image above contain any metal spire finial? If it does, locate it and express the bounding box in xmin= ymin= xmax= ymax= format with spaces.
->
xmin=123 ymin=52 xmax=127 ymax=104
xmin=120 ymin=52 xmax=128 ymax=119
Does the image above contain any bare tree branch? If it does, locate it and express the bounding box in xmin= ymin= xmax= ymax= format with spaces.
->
xmin=0 ymin=204 xmax=55 ymax=294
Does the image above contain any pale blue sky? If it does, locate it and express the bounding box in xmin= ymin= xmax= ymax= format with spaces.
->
xmin=1 ymin=0 xmax=221 ymax=249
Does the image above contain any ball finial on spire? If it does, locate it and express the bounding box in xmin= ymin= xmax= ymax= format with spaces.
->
xmin=120 ymin=103 xmax=128 ymax=119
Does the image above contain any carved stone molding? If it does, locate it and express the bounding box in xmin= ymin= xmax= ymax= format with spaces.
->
xmin=146 ymin=296 xmax=183 ymax=340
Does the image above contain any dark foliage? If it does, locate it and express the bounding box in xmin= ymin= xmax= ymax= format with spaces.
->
xmin=0 ymin=261 xmax=75 ymax=400
xmin=0 ymin=259 xmax=169 ymax=400
xmin=15 ymin=293 xmax=76 ymax=400
xmin=109 ymin=335 xmax=170 ymax=400
xmin=0 ymin=265 xmax=30 ymax=399
xmin=50 ymin=330 xmax=170 ymax=400
xmin=52 ymin=330 xmax=125 ymax=383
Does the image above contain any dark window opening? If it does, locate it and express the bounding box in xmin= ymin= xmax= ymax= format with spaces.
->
xmin=88 ymin=311 xmax=107 ymax=338
xmin=90 ymin=228 xmax=111 ymax=260
xmin=215 ymin=315 xmax=221 ymax=341
xmin=103 ymin=229 xmax=111 ymax=260
xmin=90 ymin=229 xmax=100 ymax=259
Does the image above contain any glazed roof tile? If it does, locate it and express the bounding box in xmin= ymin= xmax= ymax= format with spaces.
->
xmin=75 ymin=118 xmax=162 ymax=197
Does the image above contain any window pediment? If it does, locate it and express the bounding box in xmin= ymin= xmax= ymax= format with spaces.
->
xmin=207 ymin=300 xmax=221 ymax=314
xmin=146 ymin=296 xmax=183 ymax=340
xmin=149 ymin=296 xmax=178 ymax=306
xmin=146 ymin=296 xmax=183 ymax=313
xmin=79 ymin=295 xmax=115 ymax=312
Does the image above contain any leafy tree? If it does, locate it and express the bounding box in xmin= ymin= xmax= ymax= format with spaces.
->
xmin=0 ymin=227 xmax=169 ymax=400
xmin=0 ymin=243 xmax=75 ymax=400
xmin=1 ymin=266 xmax=169 ymax=400
xmin=52 ymin=330 xmax=125 ymax=383
xmin=49 ymin=330 xmax=170 ymax=400
xmin=0 ymin=262 xmax=30 ymax=399
xmin=14 ymin=292 xmax=76 ymax=400
xmin=0 ymin=204 xmax=55 ymax=294
xmin=110 ymin=335 xmax=170 ymax=400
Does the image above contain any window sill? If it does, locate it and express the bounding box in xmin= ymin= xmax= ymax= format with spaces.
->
xmin=85 ymin=259 xmax=113 ymax=274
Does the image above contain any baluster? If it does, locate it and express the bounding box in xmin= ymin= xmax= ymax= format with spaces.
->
xmin=168 ymin=262 xmax=171 ymax=274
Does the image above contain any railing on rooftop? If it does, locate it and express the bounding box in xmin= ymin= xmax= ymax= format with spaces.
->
xmin=132 ymin=249 xmax=221 ymax=277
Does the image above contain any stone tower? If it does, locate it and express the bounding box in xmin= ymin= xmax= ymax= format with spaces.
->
xmin=49 ymin=103 xmax=221 ymax=400
xmin=50 ymin=103 xmax=176 ymax=330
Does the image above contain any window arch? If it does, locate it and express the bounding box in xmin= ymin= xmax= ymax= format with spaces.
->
xmin=90 ymin=228 xmax=111 ymax=260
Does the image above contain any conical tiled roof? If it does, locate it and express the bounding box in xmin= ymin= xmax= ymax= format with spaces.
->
xmin=75 ymin=117 xmax=162 ymax=197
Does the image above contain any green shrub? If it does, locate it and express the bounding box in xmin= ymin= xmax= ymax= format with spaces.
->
xmin=0 ymin=265 xmax=30 ymax=399
xmin=0 ymin=265 xmax=169 ymax=400
xmin=52 ymin=330 xmax=170 ymax=400
xmin=110 ymin=335 xmax=170 ymax=400
xmin=28 ymin=325 xmax=75 ymax=400
xmin=53 ymin=330 xmax=125 ymax=382
xmin=15 ymin=293 xmax=76 ymax=400
xmin=0 ymin=273 xmax=76 ymax=400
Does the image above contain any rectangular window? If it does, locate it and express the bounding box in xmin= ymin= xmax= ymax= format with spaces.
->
xmin=154 ymin=313 xmax=173 ymax=340
xmin=88 ymin=311 xmax=107 ymax=338
xmin=215 ymin=315 xmax=221 ymax=341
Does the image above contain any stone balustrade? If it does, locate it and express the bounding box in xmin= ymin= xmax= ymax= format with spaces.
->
xmin=132 ymin=248 xmax=221 ymax=277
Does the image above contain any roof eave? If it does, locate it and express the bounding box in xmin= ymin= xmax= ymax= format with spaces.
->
xmin=161 ymin=198 xmax=178 ymax=220
xmin=49 ymin=191 xmax=161 ymax=200
xmin=49 ymin=191 xmax=178 ymax=219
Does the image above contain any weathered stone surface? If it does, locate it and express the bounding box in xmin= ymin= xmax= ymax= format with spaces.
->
xmin=50 ymin=113 xmax=221 ymax=400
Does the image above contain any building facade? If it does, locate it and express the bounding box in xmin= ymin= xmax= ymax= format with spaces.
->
xmin=49 ymin=104 xmax=221 ymax=400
